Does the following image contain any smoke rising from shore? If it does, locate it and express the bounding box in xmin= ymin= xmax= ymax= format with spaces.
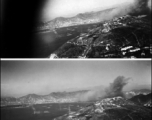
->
xmin=42 ymin=0 xmax=151 ymax=22
xmin=98 ymin=0 xmax=151 ymax=21
xmin=104 ymin=76 xmax=130 ymax=98
xmin=78 ymin=76 xmax=131 ymax=101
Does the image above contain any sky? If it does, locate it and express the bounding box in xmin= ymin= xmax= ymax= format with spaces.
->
xmin=1 ymin=60 xmax=151 ymax=98
xmin=42 ymin=0 xmax=135 ymax=21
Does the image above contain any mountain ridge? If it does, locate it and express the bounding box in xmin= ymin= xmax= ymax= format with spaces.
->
xmin=38 ymin=7 xmax=117 ymax=30
xmin=1 ymin=88 xmax=151 ymax=106
xmin=39 ymin=0 xmax=151 ymax=31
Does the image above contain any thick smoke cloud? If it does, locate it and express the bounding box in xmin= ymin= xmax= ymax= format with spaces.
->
xmin=104 ymin=76 xmax=130 ymax=98
xmin=98 ymin=3 xmax=134 ymax=21
xmin=133 ymin=0 xmax=151 ymax=12
xmin=99 ymin=0 xmax=151 ymax=22
xmin=78 ymin=76 xmax=131 ymax=101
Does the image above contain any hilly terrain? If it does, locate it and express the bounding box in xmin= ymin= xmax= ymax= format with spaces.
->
xmin=1 ymin=90 xmax=89 ymax=106
xmin=50 ymin=14 xmax=151 ymax=58
xmin=1 ymin=88 xmax=151 ymax=106
xmin=54 ymin=96 xmax=151 ymax=120
xmin=1 ymin=93 xmax=151 ymax=120
xmin=129 ymin=93 xmax=151 ymax=106
xmin=44 ymin=8 xmax=116 ymax=30
xmin=1 ymin=88 xmax=151 ymax=120
xmin=39 ymin=0 xmax=151 ymax=31
xmin=124 ymin=89 xmax=151 ymax=98
xmin=45 ymin=0 xmax=151 ymax=58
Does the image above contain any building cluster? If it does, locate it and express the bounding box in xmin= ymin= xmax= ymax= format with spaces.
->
xmin=57 ymin=97 xmax=133 ymax=120
xmin=52 ymin=14 xmax=151 ymax=58
xmin=75 ymin=98 xmax=121 ymax=116
xmin=50 ymin=53 xmax=58 ymax=59
xmin=120 ymin=45 xmax=152 ymax=58
xmin=102 ymin=15 xmax=131 ymax=33
xmin=96 ymin=97 xmax=124 ymax=109
xmin=144 ymin=101 xmax=152 ymax=108
xmin=66 ymin=15 xmax=135 ymax=52
xmin=47 ymin=18 xmax=100 ymax=30
xmin=68 ymin=26 xmax=101 ymax=47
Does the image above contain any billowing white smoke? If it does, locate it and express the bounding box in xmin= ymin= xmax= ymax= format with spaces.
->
xmin=77 ymin=87 xmax=105 ymax=101
xmin=98 ymin=3 xmax=135 ymax=21
xmin=77 ymin=76 xmax=131 ymax=101
xmin=98 ymin=0 xmax=151 ymax=22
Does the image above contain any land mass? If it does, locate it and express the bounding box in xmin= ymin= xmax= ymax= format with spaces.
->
xmin=50 ymin=14 xmax=151 ymax=58
xmin=1 ymin=89 xmax=151 ymax=106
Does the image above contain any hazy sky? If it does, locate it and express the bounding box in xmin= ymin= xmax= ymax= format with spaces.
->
xmin=1 ymin=60 xmax=151 ymax=97
xmin=42 ymin=0 xmax=135 ymax=21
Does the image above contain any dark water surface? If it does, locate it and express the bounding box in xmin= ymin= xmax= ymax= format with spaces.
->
xmin=32 ymin=23 xmax=100 ymax=58
xmin=1 ymin=103 xmax=89 ymax=120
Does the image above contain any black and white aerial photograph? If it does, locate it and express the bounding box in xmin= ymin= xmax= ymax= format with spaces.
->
xmin=1 ymin=60 xmax=151 ymax=120
xmin=1 ymin=0 xmax=152 ymax=58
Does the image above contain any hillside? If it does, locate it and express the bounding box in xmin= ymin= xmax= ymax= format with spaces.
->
xmin=51 ymin=14 xmax=151 ymax=58
xmin=39 ymin=0 xmax=151 ymax=31
xmin=38 ymin=8 xmax=116 ymax=31
xmin=124 ymin=89 xmax=151 ymax=98
xmin=54 ymin=96 xmax=151 ymax=120
xmin=1 ymin=90 xmax=89 ymax=106
xmin=129 ymin=93 xmax=152 ymax=105
xmin=1 ymin=88 xmax=151 ymax=106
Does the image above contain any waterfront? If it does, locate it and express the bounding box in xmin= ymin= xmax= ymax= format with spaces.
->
xmin=1 ymin=103 xmax=89 ymax=120
xmin=33 ymin=23 xmax=99 ymax=58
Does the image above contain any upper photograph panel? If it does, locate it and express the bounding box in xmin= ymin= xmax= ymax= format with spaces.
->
xmin=1 ymin=0 xmax=151 ymax=58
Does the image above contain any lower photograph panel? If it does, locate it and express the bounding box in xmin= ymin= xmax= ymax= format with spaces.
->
xmin=1 ymin=60 xmax=151 ymax=120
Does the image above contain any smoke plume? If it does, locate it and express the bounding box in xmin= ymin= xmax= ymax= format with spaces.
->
xmin=98 ymin=3 xmax=134 ymax=21
xmin=78 ymin=76 xmax=131 ymax=101
xmin=104 ymin=76 xmax=130 ymax=98
xmin=98 ymin=0 xmax=151 ymax=22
